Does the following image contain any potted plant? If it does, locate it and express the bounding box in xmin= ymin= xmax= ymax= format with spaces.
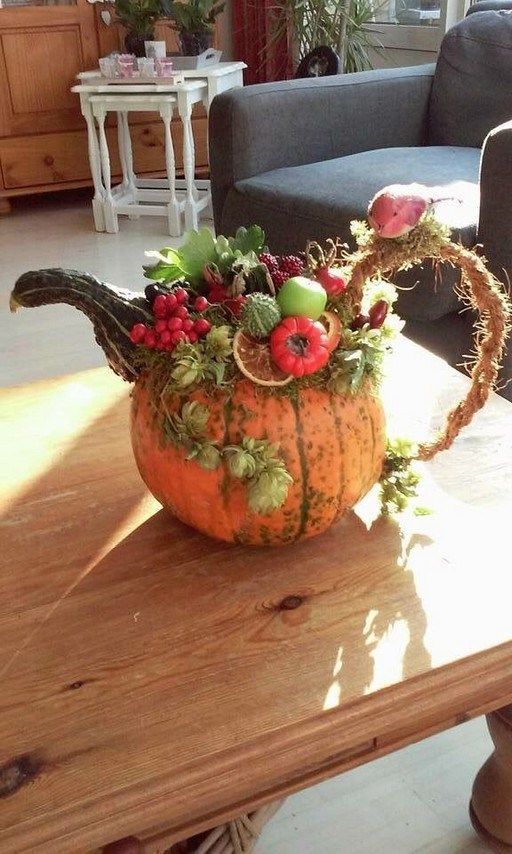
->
xmin=274 ymin=0 xmax=383 ymax=73
xmin=114 ymin=0 xmax=163 ymax=57
xmin=162 ymin=0 xmax=225 ymax=56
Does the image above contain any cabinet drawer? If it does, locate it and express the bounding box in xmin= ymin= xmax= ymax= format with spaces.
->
xmin=130 ymin=116 xmax=208 ymax=175
xmin=0 ymin=117 xmax=208 ymax=191
xmin=0 ymin=131 xmax=95 ymax=189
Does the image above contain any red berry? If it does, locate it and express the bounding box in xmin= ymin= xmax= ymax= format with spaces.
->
xmin=129 ymin=323 xmax=146 ymax=344
xmin=144 ymin=329 xmax=157 ymax=348
xmin=279 ymin=255 xmax=304 ymax=278
xmin=165 ymin=293 xmax=178 ymax=312
xmin=160 ymin=329 xmax=172 ymax=346
xmin=272 ymin=270 xmax=289 ymax=288
xmin=173 ymin=305 xmax=189 ymax=320
xmin=182 ymin=318 xmax=194 ymax=333
xmin=369 ymin=299 xmax=389 ymax=329
xmin=187 ymin=330 xmax=198 ymax=343
xmin=259 ymin=252 xmax=279 ymax=272
xmin=351 ymin=313 xmax=370 ymax=330
xmin=194 ymin=295 xmax=209 ymax=312
xmin=174 ymin=287 xmax=188 ymax=304
xmin=155 ymin=319 xmax=167 ymax=333
xmin=153 ymin=294 xmax=168 ymax=318
xmin=168 ymin=317 xmax=183 ymax=331
xmin=170 ymin=330 xmax=187 ymax=345
xmin=193 ymin=318 xmax=211 ymax=337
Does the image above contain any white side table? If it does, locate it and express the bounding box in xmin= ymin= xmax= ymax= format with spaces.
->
xmin=72 ymin=62 xmax=246 ymax=235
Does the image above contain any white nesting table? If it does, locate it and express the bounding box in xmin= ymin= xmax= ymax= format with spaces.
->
xmin=72 ymin=62 xmax=245 ymax=235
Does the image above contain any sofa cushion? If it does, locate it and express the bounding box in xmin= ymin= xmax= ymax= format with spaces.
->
xmin=428 ymin=12 xmax=512 ymax=148
xmin=222 ymin=145 xmax=480 ymax=321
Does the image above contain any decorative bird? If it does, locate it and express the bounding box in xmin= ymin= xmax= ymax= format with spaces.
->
xmin=368 ymin=184 xmax=430 ymax=238
xmin=368 ymin=180 xmax=475 ymax=239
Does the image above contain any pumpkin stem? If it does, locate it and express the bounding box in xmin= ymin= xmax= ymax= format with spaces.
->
xmin=10 ymin=268 xmax=152 ymax=381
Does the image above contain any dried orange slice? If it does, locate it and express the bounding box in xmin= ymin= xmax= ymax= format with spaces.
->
xmin=319 ymin=310 xmax=342 ymax=352
xmin=233 ymin=329 xmax=293 ymax=387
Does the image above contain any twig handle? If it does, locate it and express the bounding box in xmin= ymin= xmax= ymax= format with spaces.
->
xmin=347 ymin=240 xmax=510 ymax=460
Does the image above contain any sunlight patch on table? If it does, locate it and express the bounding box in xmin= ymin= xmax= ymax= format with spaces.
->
xmin=0 ymin=370 xmax=127 ymax=513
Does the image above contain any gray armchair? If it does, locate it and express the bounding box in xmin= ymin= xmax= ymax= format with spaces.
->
xmin=210 ymin=11 xmax=512 ymax=398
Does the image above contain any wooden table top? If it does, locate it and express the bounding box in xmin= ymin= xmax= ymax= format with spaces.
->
xmin=2 ymin=339 xmax=512 ymax=853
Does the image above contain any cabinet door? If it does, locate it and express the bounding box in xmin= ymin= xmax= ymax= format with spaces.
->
xmin=0 ymin=0 xmax=98 ymax=138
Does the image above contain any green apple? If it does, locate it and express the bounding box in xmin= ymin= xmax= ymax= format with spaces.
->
xmin=276 ymin=276 xmax=327 ymax=320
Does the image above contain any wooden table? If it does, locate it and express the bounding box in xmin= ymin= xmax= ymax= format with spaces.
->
xmin=2 ymin=339 xmax=512 ymax=853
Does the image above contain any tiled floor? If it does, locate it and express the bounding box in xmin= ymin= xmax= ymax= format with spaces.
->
xmin=0 ymin=192 xmax=493 ymax=853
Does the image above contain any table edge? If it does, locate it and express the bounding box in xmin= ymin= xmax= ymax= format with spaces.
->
xmin=3 ymin=640 xmax=512 ymax=853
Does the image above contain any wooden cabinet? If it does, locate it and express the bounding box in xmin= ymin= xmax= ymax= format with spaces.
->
xmin=0 ymin=0 xmax=209 ymax=209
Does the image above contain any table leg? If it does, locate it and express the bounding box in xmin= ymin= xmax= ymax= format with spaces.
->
xmin=96 ymin=106 xmax=118 ymax=234
xmin=470 ymin=705 xmax=512 ymax=850
xmin=160 ymin=102 xmax=181 ymax=237
xmin=120 ymin=111 xmax=138 ymax=205
xmin=117 ymin=111 xmax=129 ymax=193
xmin=81 ymin=95 xmax=105 ymax=232
xmin=178 ymin=91 xmax=199 ymax=231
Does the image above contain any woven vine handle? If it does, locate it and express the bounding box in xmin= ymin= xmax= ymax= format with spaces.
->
xmin=347 ymin=239 xmax=510 ymax=461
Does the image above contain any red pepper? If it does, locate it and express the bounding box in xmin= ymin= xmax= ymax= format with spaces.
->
xmin=270 ymin=316 xmax=330 ymax=377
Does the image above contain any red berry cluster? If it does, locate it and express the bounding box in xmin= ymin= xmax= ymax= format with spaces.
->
xmin=259 ymin=253 xmax=305 ymax=289
xmin=129 ymin=287 xmax=211 ymax=351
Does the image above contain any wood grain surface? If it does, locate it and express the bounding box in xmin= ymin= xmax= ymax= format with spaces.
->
xmin=1 ymin=339 xmax=512 ymax=852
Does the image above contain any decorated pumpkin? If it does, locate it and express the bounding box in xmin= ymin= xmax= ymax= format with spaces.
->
xmin=10 ymin=195 xmax=510 ymax=546
xmin=131 ymin=379 xmax=386 ymax=545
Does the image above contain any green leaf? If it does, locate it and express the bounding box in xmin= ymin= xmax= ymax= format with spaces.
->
xmin=177 ymin=228 xmax=217 ymax=283
xmin=143 ymin=263 xmax=183 ymax=282
xmin=171 ymin=364 xmax=201 ymax=388
xmin=180 ymin=401 xmax=210 ymax=438
xmin=228 ymin=226 xmax=265 ymax=256
xmin=248 ymin=468 xmax=292 ymax=514
xmin=194 ymin=443 xmax=221 ymax=471
xmin=204 ymin=325 xmax=232 ymax=361
xmin=414 ymin=506 xmax=433 ymax=517
xmin=227 ymin=448 xmax=257 ymax=479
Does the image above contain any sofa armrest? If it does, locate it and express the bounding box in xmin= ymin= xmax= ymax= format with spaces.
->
xmin=478 ymin=120 xmax=512 ymax=281
xmin=209 ymin=64 xmax=435 ymax=230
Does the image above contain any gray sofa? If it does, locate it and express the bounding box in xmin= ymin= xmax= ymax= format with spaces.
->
xmin=210 ymin=11 xmax=512 ymax=398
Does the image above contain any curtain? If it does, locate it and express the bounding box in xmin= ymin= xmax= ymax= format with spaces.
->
xmin=233 ymin=0 xmax=293 ymax=85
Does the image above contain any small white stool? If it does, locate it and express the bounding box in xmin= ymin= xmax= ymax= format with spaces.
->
xmin=90 ymin=93 xmax=191 ymax=236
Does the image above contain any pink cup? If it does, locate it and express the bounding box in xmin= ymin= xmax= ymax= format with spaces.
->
xmin=155 ymin=57 xmax=174 ymax=78
xmin=116 ymin=55 xmax=136 ymax=78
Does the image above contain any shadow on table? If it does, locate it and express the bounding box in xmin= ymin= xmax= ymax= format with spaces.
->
xmin=3 ymin=376 xmax=432 ymax=734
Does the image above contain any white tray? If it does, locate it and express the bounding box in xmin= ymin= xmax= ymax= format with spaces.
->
xmin=88 ymin=73 xmax=185 ymax=86
xmin=170 ymin=49 xmax=222 ymax=70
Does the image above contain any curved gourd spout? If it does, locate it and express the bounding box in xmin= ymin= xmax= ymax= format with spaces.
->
xmin=10 ymin=268 xmax=153 ymax=381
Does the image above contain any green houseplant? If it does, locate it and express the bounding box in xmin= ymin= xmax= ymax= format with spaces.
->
xmin=272 ymin=0 xmax=383 ymax=74
xmin=161 ymin=0 xmax=225 ymax=55
xmin=114 ymin=0 xmax=163 ymax=56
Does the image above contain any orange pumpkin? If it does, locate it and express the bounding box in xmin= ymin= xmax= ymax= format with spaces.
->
xmin=130 ymin=377 xmax=386 ymax=546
